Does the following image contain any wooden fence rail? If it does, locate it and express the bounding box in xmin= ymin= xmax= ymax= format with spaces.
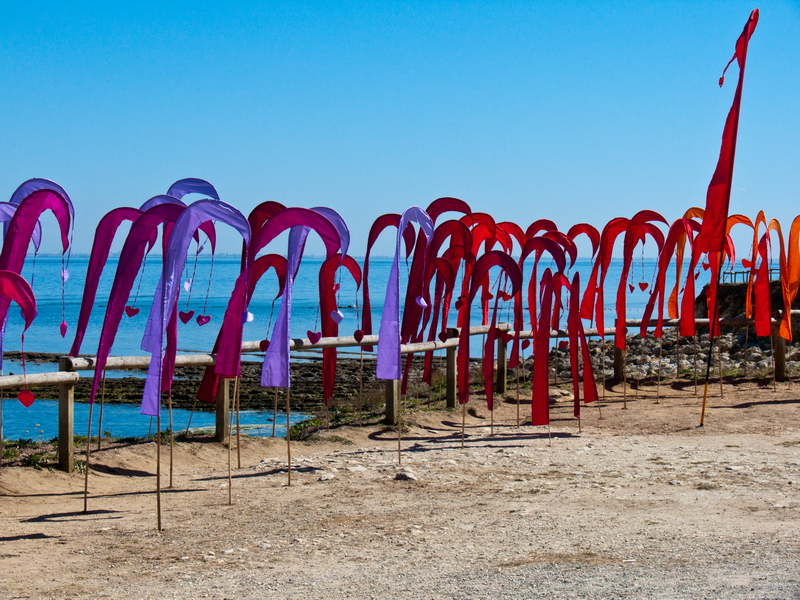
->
xmin=1 ymin=315 xmax=793 ymax=473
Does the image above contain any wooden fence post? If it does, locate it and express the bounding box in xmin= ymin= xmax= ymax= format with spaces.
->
xmin=385 ymin=379 xmax=400 ymax=425
xmin=215 ymin=378 xmax=231 ymax=442
xmin=496 ymin=334 xmax=507 ymax=395
xmin=773 ymin=315 xmax=786 ymax=382
xmin=58 ymin=382 xmax=75 ymax=473
xmin=613 ymin=346 xmax=624 ymax=383
xmin=446 ymin=328 xmax=458 ymax=409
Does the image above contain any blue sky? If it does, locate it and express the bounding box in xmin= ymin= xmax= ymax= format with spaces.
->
xmin=2 ymin=1 xmax=798 ymax=257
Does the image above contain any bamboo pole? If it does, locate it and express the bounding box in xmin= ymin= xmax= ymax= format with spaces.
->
xmin=655 ymin=337 xmax=663 ymax=404
xmin=717 ymin=341 xmax=725 ymax=399
xmin=272 ymin=388 xmax=278 ymax=437
xmin=167 ymin=391 xmax=174 ymax=489
xmin=286 ymin=388 xmax=292 ymax=486
xmin=83 ymin=402 xmax=94 ymax=513
xmin=693 ymin=335 xmax=699 ymax=396
xmin=227 ymin=387 xmax=234 ymax=505
xmin=96 ymin=370 xmax=106 ymax=451
xmin=156 ymin=412 xmax=162 ymax=531
xmin=234 ymin=377 xmax=241 ymax=469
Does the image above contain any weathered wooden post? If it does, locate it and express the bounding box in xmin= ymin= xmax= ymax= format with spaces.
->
xmin=773 ymin=313 xmax=786 ymax=382
xmin=58 ymin=381 xmax=75 ymax=473
xmin=613 ymin=346 xmax=624 ymax=383
xmin=446 ymin=327 xmax=458 ymax=409
xmin=496 ymin=332 xmax=507 ymax=395
xmin=385 ymin=379 xmax=400 ymax=425
xmin=215 ymin=378 xmax=231 ymax=442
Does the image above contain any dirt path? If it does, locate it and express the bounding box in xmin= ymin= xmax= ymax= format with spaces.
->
xmin=1 ymin=380 xmax=799 ymax=599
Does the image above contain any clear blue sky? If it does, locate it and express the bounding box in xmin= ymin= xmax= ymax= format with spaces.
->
xmin=2 ymin=1 xmax=798 ymax=257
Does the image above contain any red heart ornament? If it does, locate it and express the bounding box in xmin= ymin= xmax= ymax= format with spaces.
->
xmin=741 ymin=258 xmax=753 ymax=268
xmin=259 ymin=339 xmax=270 ymax=351
xmin=702 ymin=262 xmax=710 ymax=271
xmin=628 ymin=284 xmax=635 ymax=293
xmin=521 ymin=340 xmax=531 ymax=350
xmin=124 ymin=306 xmax=140 ymax=318
xmin=196 ymin=314 xmax=211 ymax=326
xmin=438 ymin=331 xmax=450 ymax=342
xmin=638 ymin=282 xmax=648 ymax=291
xmin=558 ymin=340 xmax=569 ymax=349
xmin=353 ymin=329 xmax=365 ymax=342
xmin=18 ymin=390 xmax=35 ymax=407
xmin=179 ymin=310 xmax=195 ymax=324
xmin=455 ymin=300 xmax=463 ymax=310
xmin=60 ymin=321 xmax=68 ymax=338
xmin=307 ymin=331 xmax=322 ymax=344
xmin=500 ymin=332 xmax=513 ymax=344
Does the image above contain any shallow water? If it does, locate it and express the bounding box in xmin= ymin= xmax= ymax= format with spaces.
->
xmin=0 ymin=397 xmax=309 ymax=441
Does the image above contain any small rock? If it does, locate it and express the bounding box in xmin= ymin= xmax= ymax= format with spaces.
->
xmin=346 ymin=465 xmax=368 ymax=472
xmin=318 ymin=472 xmax=336 ymax=481
xmin=668 ymin=480 xmax=681 ymax=486
xmin=395 ymin=470 xmax=418 ymax=481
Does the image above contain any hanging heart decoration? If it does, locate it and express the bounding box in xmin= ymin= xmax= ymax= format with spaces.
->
xmin=353 ymin=329 xmax=365 ymax=342
xmin=638 ymin=282 xmax=649 ymax=291
xmin=243 ymin=311 xmax=254 ymax=323
xmin=438 ymin=331 xmax=450 ymax=342
xmin=60 ymin=320 xmax=68 ymax=338
xmin=307 ymin=330 xmax=322 ymax=344
xmin=332 ymin=283 xmax=340 ymax=293
xmin=330 ymin=309 xmax=344 ymax=324
xmin=259 ymin=339 xmax=270 ymax=351
xmin=628 ymin=284 xmax=635 ymax=293
xmin=558 ymin=340 xmax=569 ymax=349
xmin=179 ymin=310 xmax=195 ymax=324
xmin=499 ymin=331 xmax=513 ymax=344
xmin=415 ymin=296 xmax=428 ymax=308
xmin=702 ymin=262 xmax=710 ymax=271
xmin=183 ymin=279 xmax=193 ymax=292
xmin=455 ymin=299 xmax=463 ymax=310
xmin=17 ymin=390 xmax=35 ymax=408
xmin=124 ymin=306 xmax=140 ymax=318
xmin=741 ymin=258 xmax=753 ymax=268
xmin=521 ymin=339 xmax=531 ymax=350
xmin=60 ymin=269 xmax=69 ymax=283
xmin=196 ymin=314 xmax=211 ymax=326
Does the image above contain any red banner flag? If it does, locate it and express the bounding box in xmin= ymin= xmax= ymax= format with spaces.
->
xmin=695 ymin=9 xmax=759 ymax=254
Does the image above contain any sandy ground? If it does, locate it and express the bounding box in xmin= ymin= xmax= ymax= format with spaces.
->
xmin=1 ymin=378 xmax=799 ymax=599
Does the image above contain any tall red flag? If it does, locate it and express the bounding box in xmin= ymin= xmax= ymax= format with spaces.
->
xmin=695 ymin=9 xmax=759 ymax=253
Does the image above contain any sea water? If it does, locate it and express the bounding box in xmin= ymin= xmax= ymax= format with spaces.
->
xmin=0 ymin=253 xmax=702 ymax=440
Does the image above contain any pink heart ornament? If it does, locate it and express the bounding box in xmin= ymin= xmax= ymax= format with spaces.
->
xmin=18 ymin=390 xmax=35 ymax=408
xmin=179 ymin=310 xmax=195 ymax=324
xmin=196 ymin=314 xmax=211 ymax=326
xmin=60 ymin=320 xmax=68 ymax=338
xmin=259 ymin=339 xmax=270 ymax=351
xmin=307 ymin=330 xmax=322 ymax=344
xmin=353 ymin=330 xmax=365 ymax=342
xmin=125 ymin=306 xmax=140 ymax=318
